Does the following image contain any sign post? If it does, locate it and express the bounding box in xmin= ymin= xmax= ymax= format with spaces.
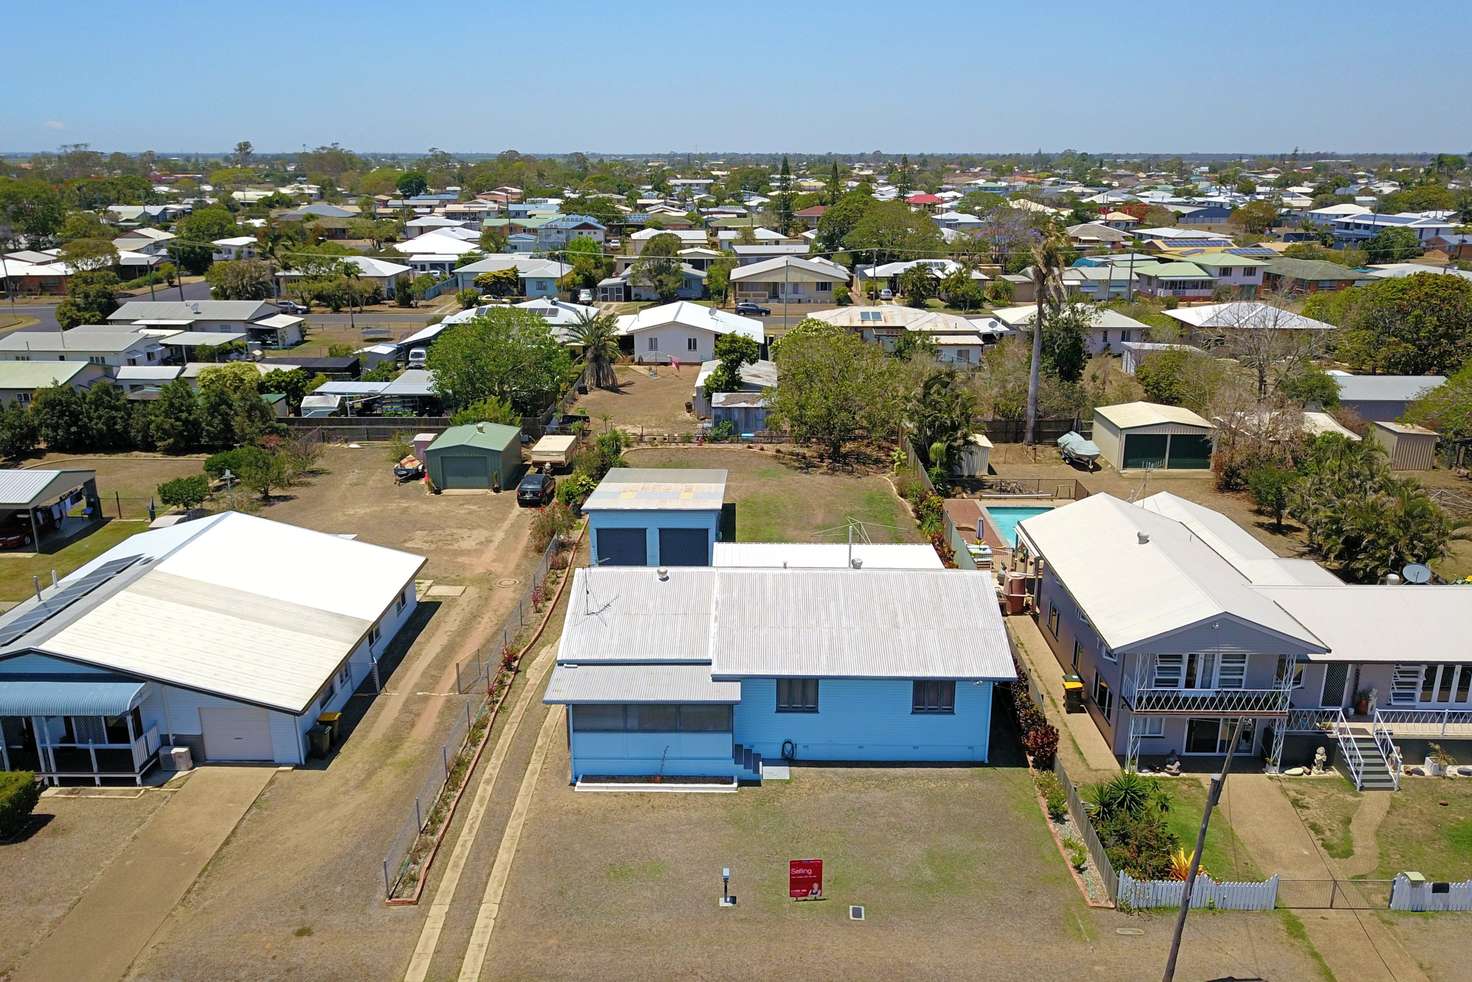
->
xmin=788 ymin=859 xmax=824 ymax=901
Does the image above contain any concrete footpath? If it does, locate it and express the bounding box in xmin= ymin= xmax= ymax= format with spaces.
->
xmin=15 ymin=766 xmax=274 ymax=982
xmin=1221 ymin=775 xmax=1428 ymax=982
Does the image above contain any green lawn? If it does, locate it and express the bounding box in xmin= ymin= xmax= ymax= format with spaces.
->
xmin=1165 ymin=780 xmax=1262 ymax=882
xmin=0 ymin=520 xmax=147 ymax=601
xmin=625 ymin=448 xmax=922 ymax=544
xmin=1369 ymin=779 xmax=1472 ymax=880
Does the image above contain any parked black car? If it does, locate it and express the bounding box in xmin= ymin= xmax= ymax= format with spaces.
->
xmin=516 ymin=472 xmax=556 ymax=506
xmin=735 ymin=301 xmax=771 ymax=316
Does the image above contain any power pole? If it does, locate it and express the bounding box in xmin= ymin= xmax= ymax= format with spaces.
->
xmin=1161 ymin=715 xmax=1247 ymax=982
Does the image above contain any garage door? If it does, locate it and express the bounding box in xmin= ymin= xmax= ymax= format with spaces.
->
xmin=658 ymin=528 xmax=708 ymax=566
xmin=200 ymin=707 xmax=274 ymax=761
xmin=441 ymin=454 xmax=490 ymax=489
xmin=596 ymin=527 xmax=647 ymax=566
xmin=1123 ymin=433 xmax=1169 ymax=470
xmin=1165 ymin=434 xmax=1213 ymax=470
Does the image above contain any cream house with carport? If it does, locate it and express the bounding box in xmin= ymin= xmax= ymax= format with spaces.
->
xmin=729 ymin=255 xmax=849 ymax=304
xmin=0 ymin=512 xmax=425 ymax=783
xmin=1092 ymin=401 xmax=1215 ymax=471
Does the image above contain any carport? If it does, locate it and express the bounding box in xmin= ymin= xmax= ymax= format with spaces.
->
xmin=0 ymin=468 xmax=101 ymax=550
xmin=425 ymin=422 xmax=523 ymax=491
xmin=1092 ymin=402 xmax=1215 ymax=472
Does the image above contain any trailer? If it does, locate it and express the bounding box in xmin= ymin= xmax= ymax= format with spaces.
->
xmin=529 ymin=434 xmax=577 ymax=471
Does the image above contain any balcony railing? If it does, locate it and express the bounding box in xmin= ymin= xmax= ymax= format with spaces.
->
xmin=1126 ymin=686 xmax=1292 ymax=715
xmin=1373 ymin=707 xmax=1472 ymax=738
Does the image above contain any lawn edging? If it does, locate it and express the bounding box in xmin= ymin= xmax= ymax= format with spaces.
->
xmin=384 ymin=521 xmax=586 ymax=906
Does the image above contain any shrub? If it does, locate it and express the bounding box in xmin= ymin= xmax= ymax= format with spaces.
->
xmin=158 ymin=474 xmax=210 ymax=510
xmin=204 ymin=445 xmax=270 ymax=480
xmin=555 ymin=472 xmax=597 ymax=507
xmin=710 ymin=419 xmax=736 ymax=443
xmin=1064 ymin=836 xmax=1089 ymax=871
xmin=1022 ymin=724 xmax=1059 ymax=769
xmin=530 ymin=500 xmax=575 ymax=551
xmin=1035 ymin=770 xmax=1068 ymax=822
xmin=834 ymin=283 xmax=852 ymax=306
xmin=0 ymin=771 xmax=41 ymax=839
xmin=455 ymin=288 xmax=480 ymax=310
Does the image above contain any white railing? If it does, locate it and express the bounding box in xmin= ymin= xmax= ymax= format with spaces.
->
xmin=1286 ymin=708 xmax=1340 ymax=732
xmin=1127 ymin=686 xmax=1291 ymax=715
xmin=1371 ymin=711 xmax=1401 ymax=791
xmin=1117 ymin=871 xmax=1280 ymax=911
xmin=1331 ymin=710 xmax=1367 ymax=789
xmin=1374 ymin=707 xmax=1472 ymax=737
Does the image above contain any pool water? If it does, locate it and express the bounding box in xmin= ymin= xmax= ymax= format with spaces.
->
xmin=985 ymin=505 xmax=1051 ymax=546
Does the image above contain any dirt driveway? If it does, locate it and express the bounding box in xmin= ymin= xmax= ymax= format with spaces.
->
xmin=111 ymin=443 xmax=544 ymax=981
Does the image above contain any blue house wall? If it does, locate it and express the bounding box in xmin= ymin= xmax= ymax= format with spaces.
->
xmin=587 ymin=508 xmax=721 ymax=566
xmin=567 ymin=713 xmax=739 ymax=781
xmin=732 ymin=678 xmax=993 ymax=763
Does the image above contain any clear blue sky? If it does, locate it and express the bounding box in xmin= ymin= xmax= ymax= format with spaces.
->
xmin=6 ymin=0 xmax=1469 ymax=155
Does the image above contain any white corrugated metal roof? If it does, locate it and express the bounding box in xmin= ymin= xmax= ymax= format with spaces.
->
xmin=30 ymin=512 xmax=425 ymax=713
xmin=544 ymin=663 xmax=740 ymax=703
xmin=1334 ymin=374 xmax=1446 ymax=403
xmin=1095 ymin=401 xmax=1214 ymax=431
xmin=0 ymin=469 xmax=92 ymax=507
xmin=712 ymin=543 xmax=943 ymax=570
xmin=1257 ymin=586 xmax=1472 ymax=664
xmin=582 ymin=468 xmax=726 ymax=512
xmin=1018 ymin=494 xmax=1324 ymax=653
xmin=556 ymin=567 xmax=718 ymax=665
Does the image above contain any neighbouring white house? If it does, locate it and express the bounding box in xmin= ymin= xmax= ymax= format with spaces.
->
xmin=992 ymin=304 xmax=1153 ymax=355
xmin=211 ymin=236 xmax=259 ymax=261
xmin=629 ymin=228 xmax=708 ymax=254
xmin=729 ymin=256 xmax=849 ymax=304
xmin=0 ymin=329 xmax=165 ymax=372
xmin=1162 ymin=301 xmax=1335 ymax=344
xmin=0 ymin=511 xmax=425 ymax=783
xmin=107 ymin=300 xmax=303 ymax=349
xmin=0 ymin=361 xmax=107 ymax=406
xmin=513 ymin=297 xmax=601 ymax=342
xmin=616 ymin=301 xmax=764 ymax=365
xmin=277 ymin=255 xmax=411 ymax=298
xmin=692 ymin=358 xmax=777 ymax=417
xmin=807 ymin=306 xmax=987 ymax=366
xmin=450 ymin=256 xmax=571 ymax=298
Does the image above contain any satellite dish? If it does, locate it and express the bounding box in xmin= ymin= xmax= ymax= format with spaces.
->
xmin=1403 ymin=563 xmax=1433 ymax=585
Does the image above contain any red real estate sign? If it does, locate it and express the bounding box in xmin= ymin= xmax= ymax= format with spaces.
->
xmin=789 ymin=859 xmax=823 ymax=900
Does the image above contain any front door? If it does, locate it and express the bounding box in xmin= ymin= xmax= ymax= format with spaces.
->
xmin=1321 ymin=663 xmax=1350 ymax=709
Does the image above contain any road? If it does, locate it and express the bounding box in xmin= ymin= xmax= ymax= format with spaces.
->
xmin=3 ymin=279 xmax=212 ymax=334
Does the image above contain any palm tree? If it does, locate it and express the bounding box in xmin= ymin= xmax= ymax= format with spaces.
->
xmin=1024 ymin=227 xmax=1066 ymax=444
xmin=568 ymin=310 xmax=621 ymax=390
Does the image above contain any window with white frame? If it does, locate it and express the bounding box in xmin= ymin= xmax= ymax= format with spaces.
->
xmin=1217 ymin=653 xmax=1247 ymax=689
xmin=1047 ymin=602 xmax=1059 ymax=637
xmin=1394 ymin=663 xmax=1472 ymax=706
xmin=647 ymin=337 xmax=659 ymax=351
xmin=367 ymin=621 xmax=381 ymax=647
xmin=338 ymin=662 xmax=351 ymax=687
xmin=1139 ymin=715 xmax=1164 ymax=737
xmin=1093 ymin=673 xmax=1113 ymax=722
xmin=1275 ymin=656 xmax=1305 ymax=689
xmin=687 ymin=337 xmax=698 ymax=351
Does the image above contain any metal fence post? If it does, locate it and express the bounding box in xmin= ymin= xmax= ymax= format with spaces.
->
xmin=383 ymin=860 xmax=391 ymax=898
xmin=454 ymin=659 xmax=462 ymax=694
xmin=442 ymin=744 xmax=450 ymax=780
xmin=414 ymin=796 xmax=422 ymax=831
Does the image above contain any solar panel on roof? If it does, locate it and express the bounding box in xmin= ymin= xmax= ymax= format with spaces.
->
xmin=0 ymin=554 xmax=144 ymax=646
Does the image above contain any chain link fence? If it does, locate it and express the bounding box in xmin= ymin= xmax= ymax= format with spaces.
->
xmin=449 ymin=532 xmax=570 ymax=695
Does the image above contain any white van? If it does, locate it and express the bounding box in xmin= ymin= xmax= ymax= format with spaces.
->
xmin=578 ymin=288 xmax=593 ymax=304
xmin=407 ymin=347 xmax=428 ymax=368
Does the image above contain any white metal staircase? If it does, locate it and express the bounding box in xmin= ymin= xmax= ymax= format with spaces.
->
xmin=1333 ymin=711 xmax=1400 ymax=791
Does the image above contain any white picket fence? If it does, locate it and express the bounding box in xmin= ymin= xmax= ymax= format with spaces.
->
xmin=1117 ymin=872 xmax=1280 ymax=911
xmin=1389 ymin=874 xmax=1472 ymax=912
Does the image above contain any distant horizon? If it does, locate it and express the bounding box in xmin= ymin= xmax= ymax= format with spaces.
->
xmin=5 ymin=0 xmax=1470 ymax=154
xmin=1 ymin=148 xmax=1458 ymax=161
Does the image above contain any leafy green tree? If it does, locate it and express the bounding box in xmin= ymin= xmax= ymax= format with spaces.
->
xmin=198 ymin=385 xmax=239 ymax=449
xmin=151 ymin=379 xmax=202 ymax=453
xmin=57 ymin=211 xmax=111 ymax=242
xmin=1364 ymin=226 xmax=1422 ymax=263
xmin=83 ymin=382 xmax=131 ymax=450
xmin=0 ymin=179 xmax=65 ymax=246
xmin=1337 ymin=274 xmax=1472 ymax=375
xmin=844 ymin=200 xmax=942 ymax=264
xmin=158 ymin=474 xmax=210 ymax=510
xmin=58 ymin=237 xmax=119 ymax=272
xmin=825 ymin=161 xmax=843 ymax=204
xmin=706 ymin=333 xmax=760 ymax=393
xmin=1230 ymin=200 xmax=1280 ymax=236
xmin=427 ymin=307 xmax=573 ymax=415
xmin=767 ymin=318 xmax=907 ymax=460
xmin=172 ymin=206 xmax=240 ymax=273
xmin=396 ymin=171 xmax=430 ymax=197
xmin=706 ymin=255 xmax=737 ymax=304
xmin=473 ymin=268 xmax=520 ymax=297
xmin=55 ymin=269 xmax=120 ymax=328
xmin=0 ymin=402 xmax=37 ymax=459
xmin=630 ymin=232 xmax=685 ymax=301
xmin=449 ymin=396 xmax=520 ymax=426
xmin=1025 ymin=229 xmax=1067 ymax=442
xmin=259 ymin=368 xmax=310 ymax=412
xmin=1405 ymin=360 xmax=1472 ymax=442
xmin=1247 ymin=465 xmax=1295 ymax=529
xmin=205 ymin=258 xmax=275 ymax=300
xmin=774 ymin=156 xmax=794 ymax=233
xmin=891 ymin=331 xmax=938 ymax=362
xmin=237 ymin=448 xmax=291 ymax=500
xmin=909 ymin=369 xmax=977 ymax=473
xmin=31 ymin=385 xmax=89 ymax=451
xmin=566 ymin=310 xmax=621 ymax=390
xmin=898 ymin=264 xmax=938 ymax=307
xmin=1281 ymin=363 xmax=1341 ymax=408
xmin=1040 ymin=302 xmax=1090 ymax=383
xmin=815 ymin=187 xmax=873 ymax=253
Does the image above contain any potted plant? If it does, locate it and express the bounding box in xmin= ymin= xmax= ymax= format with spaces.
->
xmin=1424 ymin=743 xmax=1455 ymax=777
xmin=1354 ymin=688 xmax=1377 ymax=716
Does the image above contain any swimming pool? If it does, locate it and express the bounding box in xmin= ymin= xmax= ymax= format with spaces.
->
xmin=984 ymin=505 xmax=1051 ymax=547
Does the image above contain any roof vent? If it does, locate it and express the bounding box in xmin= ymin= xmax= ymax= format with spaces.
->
xmin=850 ymin=557 xmax=864 ymax=569
xmin=656 ymin=567 xmax=669 ymax=581
xmin=476 ymin=422 xmax=485 ymax=432
xmin=1137 ymin=532 xmax=1150 ymax=545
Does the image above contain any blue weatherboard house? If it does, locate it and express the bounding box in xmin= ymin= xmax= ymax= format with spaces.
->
xmin=543 ymin=565 xmax=1015 ymax=785
xmin=583 ymin=468 xmax=725 ymax=567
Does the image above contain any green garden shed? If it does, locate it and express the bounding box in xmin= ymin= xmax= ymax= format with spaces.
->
xmin=425 ymin=422 xmax=523 ymax=491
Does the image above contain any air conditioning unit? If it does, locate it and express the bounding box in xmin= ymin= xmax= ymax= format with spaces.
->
xmin=160 ymin=746 xmax=193 ymax=772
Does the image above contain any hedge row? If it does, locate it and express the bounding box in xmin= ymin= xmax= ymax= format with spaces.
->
xmin=0 ymin=771 xmax=41 ymax=839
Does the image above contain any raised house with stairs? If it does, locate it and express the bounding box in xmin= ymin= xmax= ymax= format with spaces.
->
xmin=1012 ymin=491 xmax=1472 ymax=791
